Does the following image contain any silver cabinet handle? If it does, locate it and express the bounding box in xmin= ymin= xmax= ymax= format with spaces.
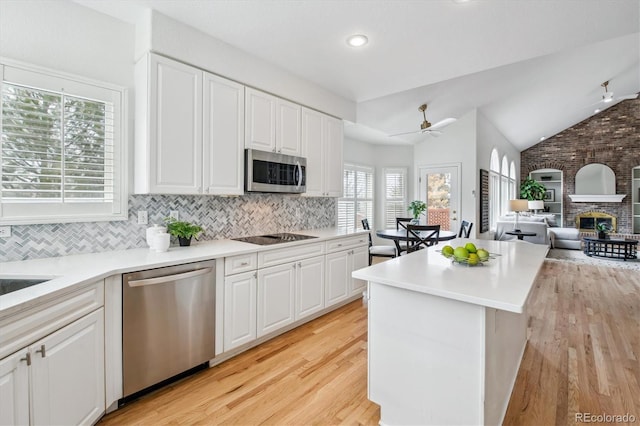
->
xmin=240 ymin=262 xmax=249 ymax=266
xmin=36 ymin=345 xmax=46 ymax=358
xmin=293 ymin=264 xmax=297 ymax=269
xmin=253 ymin=272 xmax=257 ymax=279
xmin=298 ymin=262 xmax=302 ymax=267
xmin=128 ymin=267 xmax=213 ymax=287
xmin=20 ymin=352 xmax=31 ymax=366
xmin=337 ymin=243 xmax=342 ymax=247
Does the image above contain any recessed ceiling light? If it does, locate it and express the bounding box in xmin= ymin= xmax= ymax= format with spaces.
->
xmin=539 ymin=136 xmax=546 ymax=141
xmin=594 ymin=108 xmax=601 ymax=114
xmin=346 ymin=34 xmax=368 ymax=47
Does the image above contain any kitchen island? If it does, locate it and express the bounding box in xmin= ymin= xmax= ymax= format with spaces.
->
xmin=352 ymin=238 xmax=548 ymax=426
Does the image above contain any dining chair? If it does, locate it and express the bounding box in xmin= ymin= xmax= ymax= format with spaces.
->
xmin=405 ymin=224 xmax=441 ymax=253
xmin=362 ymin=219 xmax=397 ymax=265
xmin=458 ymin=220 xmax=473 ymax=238
xmin=395 ymin=217 xmax=414 ymax=254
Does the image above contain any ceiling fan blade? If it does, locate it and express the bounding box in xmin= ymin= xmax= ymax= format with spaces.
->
xmin=389 ymin=130 xmax=421 ymax=137
xmin=428 ymin=117 xmax=457 ymax=131
xmin=618 ymin=93 xmax=638 ymax=100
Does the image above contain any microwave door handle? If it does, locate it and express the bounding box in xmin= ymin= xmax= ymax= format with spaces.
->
xmin=295 ymin=161 xmax=302 ymax=189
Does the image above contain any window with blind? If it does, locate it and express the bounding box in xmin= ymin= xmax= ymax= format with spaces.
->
xmin=0 ymin=61 xmax=127 ymax=224
xmin=384 ymin=168 xmax=406 ymax=228
xmin=337 ymin=164 xmax=373 ymax=232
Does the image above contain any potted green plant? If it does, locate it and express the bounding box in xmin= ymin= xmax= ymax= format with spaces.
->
xmin=519 ymin=178 xmax=547 ymax=201
xmin=407 ymin=200 xmax=427 ymax=223
xmin=164 ymin=217 xmax=203 ymax=246
xmin=595 ymin=222 xmax=611 ymax=239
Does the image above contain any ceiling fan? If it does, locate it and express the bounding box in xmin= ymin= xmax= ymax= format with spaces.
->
xmin=389 ymin=104 xmax=456 ymax=137
xmin=593 ymin=80 xmax=638 ymax=105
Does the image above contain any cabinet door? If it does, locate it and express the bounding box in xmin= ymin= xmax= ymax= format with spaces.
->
xmin=350 ymin=246 xmax=369 ymax=296
xmin=224 ymin=271 xmax=257 ymax=351
xmin=0 ymin=350 xmax=29 ymax=426
xmin=245 ymin=88 xmax=276 ymax=152
xmin=257 ymin=263 xmax=295 ymax=337
xmin=203 ymin=73 xmax=245 ymax=195
xmin=325 ymin=251 xmax=349 ymax=306
xmin=301 ymin=107 xmax=324 ymax=196
xmin=31 ymin=309 xmax=105 ymax=426
xmin=296 ymin=256 xmax=325 ymax=320
xmin=276 ymin=99 xmax=301 ymax=156
xmin=324 ymin=116 xmax=344 ymax=197
xmin=148 ymin=54 xmax=203 ymax=194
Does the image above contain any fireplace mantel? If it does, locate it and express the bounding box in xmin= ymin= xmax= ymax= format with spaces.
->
xmin=568 ymin=194 xmax=626 ymax=202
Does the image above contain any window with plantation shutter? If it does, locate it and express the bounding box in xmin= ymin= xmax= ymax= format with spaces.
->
xmin=337 ymin=164 xmax=373 ymax=232
xmin=0 ymin=61 xmax=127 ymax=224
xmin=384 ymin=168 xmax=406 ymax=229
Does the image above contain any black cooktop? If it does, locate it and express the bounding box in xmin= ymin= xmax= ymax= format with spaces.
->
xmin=232 ymin=233 xmax=317 ymax=245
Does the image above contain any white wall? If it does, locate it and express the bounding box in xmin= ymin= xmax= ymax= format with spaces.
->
xmin=344 ymin=138 xmax=414 ymax=244
xmin=142 ymin=10 xmax=356 ymax=121
xmin=414 ymin=110 xmax=478 ymax=236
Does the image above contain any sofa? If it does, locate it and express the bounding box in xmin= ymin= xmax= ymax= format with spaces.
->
xmin=494 ymin=214 xmax=581 ymax=249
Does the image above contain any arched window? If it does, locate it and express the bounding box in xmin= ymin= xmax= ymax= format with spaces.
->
xmin=489 ymin=149 xmax=501 ymax=229
xmin=488 ymin=149 xmax=516 ymax=231
xmin=501 ymin=156 xmax=509 ymax=218
xmin=509 ymin=162 xmax=517 ymax=200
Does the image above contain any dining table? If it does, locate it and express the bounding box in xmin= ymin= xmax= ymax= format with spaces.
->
xmin=376 ymin=228 xmax=457 ymax=254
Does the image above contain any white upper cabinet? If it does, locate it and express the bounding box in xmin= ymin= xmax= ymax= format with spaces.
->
xmin=245 ymin=88 xmax=302 ymax=156
xmin=135 ymin=53 xmax=203 ymax=194
xmin=135 ymin=53 xmax=245 ymax=195
xmin=302 ymin=108 xmax=344 ymax=197
xmin=203 ymin=72 xmax=245 ymax=195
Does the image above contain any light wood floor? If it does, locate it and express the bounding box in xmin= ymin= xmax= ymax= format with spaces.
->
xmin=100 ymin=260 xmax=640 ymax=426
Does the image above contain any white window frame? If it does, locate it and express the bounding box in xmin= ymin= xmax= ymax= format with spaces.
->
xmin=337 ymin=163 xmax=374 ymax=232
xmin=0 ymin=58 xmax=128 ymax=225
xmin=489 ymin=149 xmax=500 ymax=230
xmin=383 ymin=167 xmax=407 ymax=229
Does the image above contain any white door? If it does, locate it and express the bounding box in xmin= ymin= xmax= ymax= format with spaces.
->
xmin=276 ymin=99 xmax=302 ymax=156
xmin=301 ymin=108 xmax=324 ymax=196
xmin=325 ymin=251 xmax=349 ymax=305
xmin=0 ymin=350 xmax=29 ymax=426
xmin=418 ymin=165 xmax=461 ymax=233
xmin=203 ymin=72 xmax=245 ymax=195
xmin=296 ymin=256 xmax=325 ymax=320
xmin=257 ymin=263 xmax=295 ymax=337
xmin=150 ymin=54 xmax=203 ymax=194
xmin=31 ymin=309 xmax=105 ymax=426
xmin=224 ymin=271 xmax=257 ymax=351
xmin=245 ymin=88 xmax=276 ymax=151
xmin=350 ymin=246 xmax=369 ymax=296
xmin=324 ymin=116 xmax=344 ymax=197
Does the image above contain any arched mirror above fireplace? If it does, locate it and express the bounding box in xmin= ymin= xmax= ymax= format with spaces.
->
xmin=568 ymin=163 xmax=626 ymax=202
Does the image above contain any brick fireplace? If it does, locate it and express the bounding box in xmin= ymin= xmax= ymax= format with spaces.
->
xmin=520 ymin=98 xmax=639 ymax=234
xmin=575 ymin=211 xmax=616 ymax=233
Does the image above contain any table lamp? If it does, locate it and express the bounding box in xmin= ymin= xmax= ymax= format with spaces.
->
xmin=528 ymin=200 xmax=544 ymax=214
xmin=509 ymin=199 xmax=529 ymax=231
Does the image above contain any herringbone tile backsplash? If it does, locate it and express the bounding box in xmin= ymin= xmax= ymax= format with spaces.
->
xmin=0 ymin=194 xmax=336 ymax=262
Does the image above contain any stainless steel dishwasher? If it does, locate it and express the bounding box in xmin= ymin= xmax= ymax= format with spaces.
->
xmin=122 ymin=260 xmax=215 ymax=398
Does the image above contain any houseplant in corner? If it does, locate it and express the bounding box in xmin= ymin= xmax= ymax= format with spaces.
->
xmin=407 ymin=200 xmax=427 ymax=224
xmin=165 ymin=217 xmax=204 ymax=246
xmin=519 ymin=177 xmax=547 ymax=202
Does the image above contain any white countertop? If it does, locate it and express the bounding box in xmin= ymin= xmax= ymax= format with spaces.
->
xmin=0 ymin=227 xmax=367 ymax=318
xmin=352 ymin=238 xmax=548 ymax=313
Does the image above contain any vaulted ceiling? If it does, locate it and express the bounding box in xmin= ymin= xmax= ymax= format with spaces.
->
xmin=75 ymin=0 xmax=640 ymax=151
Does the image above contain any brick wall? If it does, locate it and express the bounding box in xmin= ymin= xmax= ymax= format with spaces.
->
xmin=520 ymin=98 xmax=640 ymax=234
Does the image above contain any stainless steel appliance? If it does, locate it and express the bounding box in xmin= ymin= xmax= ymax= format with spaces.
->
xmin=245 ymin=149 xmax=306 ymax=193
xmin=122 ymin=260 xmax=215 ymax=398
xmin=232 ymin=232 xmax=317 ymax=245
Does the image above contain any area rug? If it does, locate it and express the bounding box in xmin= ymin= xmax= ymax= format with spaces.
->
xmin=546 ymin=248 xmax=640 ymax=272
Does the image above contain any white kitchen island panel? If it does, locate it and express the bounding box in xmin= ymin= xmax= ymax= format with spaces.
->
xmin=355 ymin=238 xmax=547 ymax=426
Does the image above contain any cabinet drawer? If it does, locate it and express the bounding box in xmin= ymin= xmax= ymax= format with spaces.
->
xmin=258 ymin=242 xmax=325 ymax=268
xmin=225 ymin=253 xmax=258 ymax=276
xmin=325 ymin=235 xmax=368 ymax=253
xmin=0 ymin=281 xmax=104 ymax=359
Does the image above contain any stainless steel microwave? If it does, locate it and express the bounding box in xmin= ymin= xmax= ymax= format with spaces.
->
xmin=245 ymin=149 xmax=306 ymax=193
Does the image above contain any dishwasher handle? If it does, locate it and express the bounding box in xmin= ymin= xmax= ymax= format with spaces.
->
xmin=128 ymin=267 xmax=213 ymax=287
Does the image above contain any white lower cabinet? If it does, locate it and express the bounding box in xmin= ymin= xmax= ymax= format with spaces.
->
xmin=325 ymin=245 xmax=369 ymax=305
xmin=0 ymin=309 xmax=105 ymax=426
xmin=295 ymin=256 xmax=325 ymax=320
xmin=224 ymin=271 xmax=258 ymax=351
xmin=257 ymin=262 xmax=296 ymax=337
